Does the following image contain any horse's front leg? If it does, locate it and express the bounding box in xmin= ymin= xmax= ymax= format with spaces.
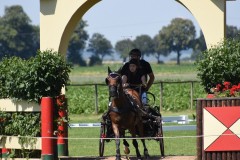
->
xmin=112 ymin=123 xmax=121 ymax=160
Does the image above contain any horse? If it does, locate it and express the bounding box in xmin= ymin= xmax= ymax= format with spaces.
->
xmin=105 ymin=67 xmax=149 ymax=160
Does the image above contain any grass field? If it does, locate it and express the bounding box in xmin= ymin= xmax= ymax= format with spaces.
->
xmin=67 ymin=112 xmax=197 ymax=156
xmin=68 ymin=127 xmax=196 ymax=157
xmin=69 ymin=62 xmax=198 ymax=84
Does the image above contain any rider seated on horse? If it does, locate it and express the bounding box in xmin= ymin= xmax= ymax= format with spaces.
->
xmin=121 ymin=58 xmax=147 ymax=111
xmin=102 ymin=59 xmax=148 ymax=122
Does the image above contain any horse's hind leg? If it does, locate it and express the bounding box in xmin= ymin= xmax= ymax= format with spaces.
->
xmin=137 ymin=120 xmax=149 ymax=158
xmin=132 ymin=138 xmax=142 ymax=160
xmin=141 ymin=139 xmax=149 ymax=158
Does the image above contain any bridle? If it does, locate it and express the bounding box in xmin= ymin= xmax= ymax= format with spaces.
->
xmin=106 ymin=72 xmax=122 ymax=99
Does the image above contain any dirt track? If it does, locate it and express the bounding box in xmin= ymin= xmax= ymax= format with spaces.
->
xmin=59 ymin=156 xmax=197 ymax=160
xmin=101 ymin=156 xmax=197 ymax=160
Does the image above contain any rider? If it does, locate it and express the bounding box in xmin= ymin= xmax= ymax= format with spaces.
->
xmin=122 ymin=58 xmax=147 ymax=91
xmin=122 ymin=58 xmax=147 ymax=109
xmin=120 ymin=48 xmax=155 ymax=105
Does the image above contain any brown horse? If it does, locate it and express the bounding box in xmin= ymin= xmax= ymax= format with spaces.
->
xmin=105 ymin=67 xmax=149 ymax=160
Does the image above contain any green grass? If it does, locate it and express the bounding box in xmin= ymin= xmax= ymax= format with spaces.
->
xmin=69 ymin=63 xmax=198 ymax=84
xmin=67 ymin=114 xmax=196 ymax=156
xmin=68 ymin=127 xmax=196 ymax=157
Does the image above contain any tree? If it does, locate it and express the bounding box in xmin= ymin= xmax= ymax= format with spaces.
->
xmin=153 ymin=31 xmax=170 ymax=64
xmin=67 ymin=20 xmax=89 ymax=66
xmin=133 ymin=35 xmax=154 ymax=59
xmin=115 ymin=39 xmax=134 ymax=62
xmin=191 ymin=30 xmax=207 ymax=60
xmin=0 ymin=5 xmax=39 ymax=59
xmin=227 ymin=25 xmax=240 ymax=40
xmin=163 ymin=18 xmax=196 ymax=65
xmin=87 ymin=33 xmax=113 ymax=64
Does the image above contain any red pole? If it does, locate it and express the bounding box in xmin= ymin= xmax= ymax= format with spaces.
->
xmin=1 ymin=148 xmax=8 ymax=158
xmin=57 ymin=112 xmax=66 ymax=156
xmin=41 ymin=97 xmax=54 ymax=160
xmin=56 ymin=95 xmax=67 ymax=156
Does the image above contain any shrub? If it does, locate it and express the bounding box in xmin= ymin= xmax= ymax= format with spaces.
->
xmin=0 ymin=50 xmax=72 ymax=102
xmin=196 ymin=38 xmax=240 ymax=93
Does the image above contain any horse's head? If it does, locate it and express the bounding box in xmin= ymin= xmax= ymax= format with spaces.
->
xmin=105 ymin=67 xmax=122 ymax=98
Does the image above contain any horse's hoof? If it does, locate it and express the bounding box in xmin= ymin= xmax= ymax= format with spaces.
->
xmin=124 ymin=146 xmax=130 ymax=154
xmin=115 ymin=156 xmax=121 ymax=160
xmin=144 ymin=150 xmax=150 ymax=158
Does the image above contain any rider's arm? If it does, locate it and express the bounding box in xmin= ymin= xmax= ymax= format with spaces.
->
xmin=141 ymin=75 xmax=147 ymax=88
xmin=122 ymin=75 xmax=129 ymax=87
xmin=146 ymin=72 xmax=155 ymax=91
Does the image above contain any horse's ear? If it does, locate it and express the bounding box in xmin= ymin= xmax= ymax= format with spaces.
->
xmin=105 ymin=78 xmax=108 ymax=85
xmin=108 ymin=66 xmax=112 ymax=74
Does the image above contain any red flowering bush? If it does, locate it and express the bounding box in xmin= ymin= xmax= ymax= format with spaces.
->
xmin=211 ymin=81 xmax=240 ymax=97
xmin=196 ymin=38 xmax=240 ymax=93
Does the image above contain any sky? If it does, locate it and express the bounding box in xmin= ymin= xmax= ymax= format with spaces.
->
xmin=0 ymin=0 xmax=239 ymax=47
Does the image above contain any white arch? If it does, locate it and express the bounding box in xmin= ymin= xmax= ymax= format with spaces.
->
xmin=40 ymin=0 xmax=100 ymax=55
xmin=40 ymin=0 xmax=229 ymax=54
xmin=177 ymin=0 xmax=226 ymax=48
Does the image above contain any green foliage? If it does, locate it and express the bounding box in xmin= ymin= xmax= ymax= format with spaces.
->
xmin=0 ymin=111 xmax=40 ymax=158
xmin=67 ymin=85 xmax=108 ymax=114
xmin=227 ymin=25 xmax=240 ymax=40
xmin=115 ymin=39 xmax=134 ymax=62
xmin=88 ymin=55 xmax=102 ymax=66
xmin=133 ymin=34 xmax=154 ymax=58
xmin=161 ymin=18 xmax=196 ymax=64
xmin=67 ymin=20 xmax=88 ymax=66
xmin=0 ymin=50 xmax=72 ymax=102
xmin=0 ymin=5 xmax=39 ymax=59
xmin=196 ymin=38 xmax=240 ymax=93
xmin=66 ymin=82 xmax=205 ymax=114
xmin=153 ymin=33 xmax=170 ymax=64
xmin=87 ymin=33 xmax=113 ymax=63
xmin=0 ymin=50 xmax=71 ymax=158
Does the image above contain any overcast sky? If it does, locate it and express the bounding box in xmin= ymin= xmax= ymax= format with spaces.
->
xmin=0 ymin=0 xmax=239 ymax=46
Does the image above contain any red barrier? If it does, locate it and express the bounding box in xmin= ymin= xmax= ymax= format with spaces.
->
xmin=41 ymin=97 xmax=54 ymax=160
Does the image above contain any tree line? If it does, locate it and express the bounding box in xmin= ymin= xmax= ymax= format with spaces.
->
xmin=0 ymin=5 xmax=240 ymax=65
